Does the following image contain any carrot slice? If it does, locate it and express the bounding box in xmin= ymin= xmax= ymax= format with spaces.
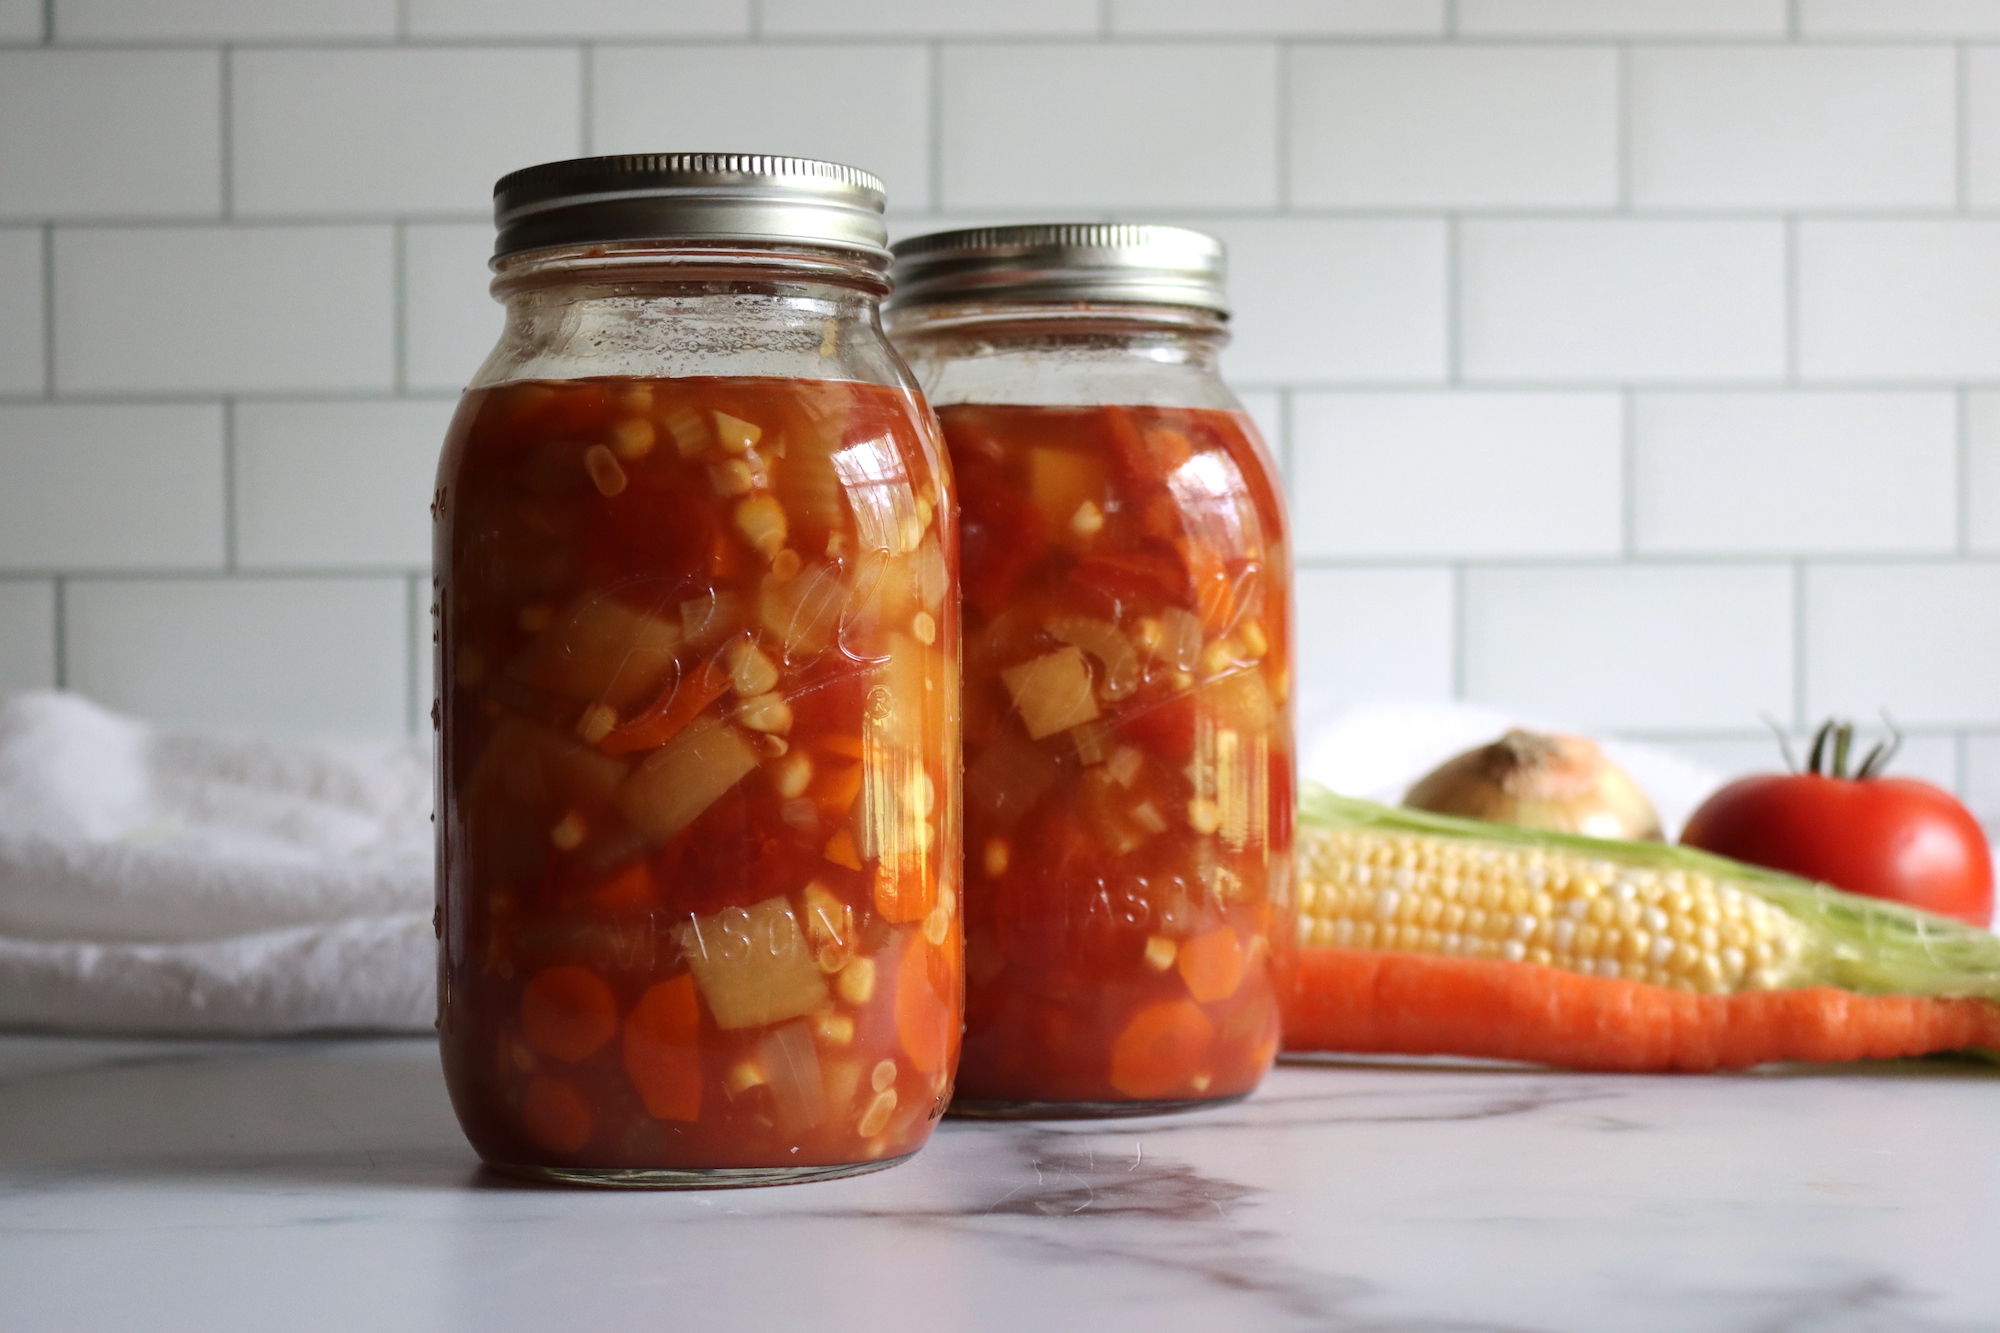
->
xmin=521 ymin=1074 xmax=593 ymax=1153
xmin=1109 ymin=999 xmax=1215 ymax=1099
xmin=520 ymin=964 xmax=618 ymax=1064
xmin=598 ymin=656 xmax=729 ymax=756
xmin=895 ymin=937 xmax=954 ymax=1074
xmin=590 ymin=859 xmax=655 ymax=913
xmin=1177 ymin=927 xmax=1244 ymax=1004
xmin=1284 ymin=948 xmax=2000 ymax=1073
xmin=623 ymin=974 xmax=703 ymax=1122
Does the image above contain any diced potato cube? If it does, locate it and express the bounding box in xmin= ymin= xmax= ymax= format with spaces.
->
xmin=508 ymin=593 xmax=684 ymax=707
xmin=616 ymin=718 xmax=759 ymax=843
xmin=680 ymin=591 xmax=743 ymax=646
xmin=678 ymin=896 xmax=828 ymax=1030
xmin=1047 ymin=616 xmax=1138 ymax=701
xmin=1001 ymin=646 xmax=1100 ymax=740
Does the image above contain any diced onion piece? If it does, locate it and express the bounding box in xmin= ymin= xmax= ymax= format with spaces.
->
xmin=615 ymin=718 xmax=759 ymax=843
xmin=757 ymin=1020 xmax=828 ymax=1133
xmin=663 ymin=404 xmax=709 ymax=457
xmin=678 ymin=896 xmax=828 ymax=1030
xmin=759 ymin=562 xmax=845 ymax=660
xmin=1107 ymin=745 xmax=1145 ymax=788
xmin=1159 ymin=606 xmax=1203 ymax=673
xmin=713 ymin=412 xmax=763 ymax=454
xmin=1047 ymin=616 xmax=1139 ymax=701
xmin=508 ymin=593 xmax=683 ymax=708
xmin=680 ymin=591 xmax=743 ymax=646
xmin=1001 ymin=646 xmax=1100 ymax=740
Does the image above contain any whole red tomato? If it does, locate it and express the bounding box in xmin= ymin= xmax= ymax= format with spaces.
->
xmin=1680 ymin=721 xmax=1994 ymax=928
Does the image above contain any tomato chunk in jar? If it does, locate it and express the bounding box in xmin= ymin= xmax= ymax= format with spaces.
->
xmin=436 ymin=375 xmax=961 ymax=1180
xmin=944 ymin=401 xmax=1293 ymax=1111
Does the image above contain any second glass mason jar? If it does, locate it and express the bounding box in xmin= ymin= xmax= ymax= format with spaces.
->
xmin=435 ymin=155 xmax=961 ymax=1185
xmin=887 ymin=224 xmax=1294 ymax=1117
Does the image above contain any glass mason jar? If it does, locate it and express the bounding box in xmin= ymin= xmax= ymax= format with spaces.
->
xmin=434 ymin=155 xmax=962 ymax=1186
xmin=887 ymin=225 xmax=1293 ymax=1118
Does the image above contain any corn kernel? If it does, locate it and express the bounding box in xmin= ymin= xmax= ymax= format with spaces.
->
xmin=983 ymin=838 xmax=1010 ymax=877
xmin=611 ymin=418 xmax=656 ymax=461
xmin=737 ymin=692 xmax=794 ymax=734
xmin=726 ymin=1060 xmax=767 ymax=1096
xmin=858 ymin=1087 xmax=896 ymax=1137
xmin=575 ymin=704 xmax=617 ymax=745
xmin=549 ymin=811 xmax=586 ymax=851
xmin=713 ymin=412 xmax=762 ymax=454
xmin=814 ymin=1012 xmax=854 ymax=1046
xmin=735 ymin=495 xmax=788 ymax=555
xmin=1188 ymin=798 xmax=1222 ymax=835
xmin=837 ymin=956 xmax=876 ymax=1005
xmin=871 ymin=1059 xmax=898 ymax=1093
xmin=1143 ymin=936 xmax=1178 ymax=970
xmin=923 ymin=903 xmax=950 ymax=947
xmin=774 ymin=752 xmax=813 ymax=800
xmin=711 ymin=459 xmax=755 ymax=496
xmin=770 ymin=549 xmax=802 ymax=580
xmin=912 ymin=611 xmax=937 ymax=645
xmin=1071 ymin=501 xmax=1104 ymax=537
xmin=584 ymin=444 xmax=628 ymax=496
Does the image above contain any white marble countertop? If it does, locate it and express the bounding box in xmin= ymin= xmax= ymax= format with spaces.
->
xmin=2 ymin=1036 xmax=1995 ymax=1332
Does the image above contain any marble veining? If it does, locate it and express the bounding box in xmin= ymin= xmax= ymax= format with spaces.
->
xmin=1 ymin=1036 xmax=1995 ymax=1333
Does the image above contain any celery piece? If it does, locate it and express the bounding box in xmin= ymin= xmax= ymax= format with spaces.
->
xmin=616 ymin=718 xmax=759 ymax=844
xmin=508 ymin=592 xmax=684 ymax=708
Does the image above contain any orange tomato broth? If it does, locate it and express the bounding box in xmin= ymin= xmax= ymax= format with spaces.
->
xmin=436 ymin=376 xmax=961 ymax=1170
xmin=943 ymin=403 xmax=1294 ymax=1106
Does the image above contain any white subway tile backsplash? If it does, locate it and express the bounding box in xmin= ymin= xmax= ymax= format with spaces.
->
xmin=1457 ymin=1 xmax=1787 ymax=35
xmin=765 ymin=0 xmax=1095 ymax=34
xmin=0 ymin=0 xmax=41 ymax=40
xmin=1801 ymin=1 xmax=2000 ymax=37
xmin=56 ymin=0 xmax=394 ymax=39
xmin=54 ymin=226 xmax=394 ymax=394
xmin=1806 ymin=564 xmax=2000 ymax=726
xmin=594 ymin=45 xmax=931 ymax=209
xmin=1182 ymin=218 xmax=1446 ymax=384
xmin=1235 ymin=390 xmax=1283 ymax=459
xmin=1664 ymin=731 xmax=1959 ymax=794
xmin=408 ymin=0 xmax=744 ymax=36
xmin=0 ymin=404 xmax=224 ymax=571
xmin=1965 ymin=393 xmax=2000 ymax=553
xmin=1289 ymin=46 xmax=1617 ymax=209
xmin=64 ymin=577 xmax=409 ymax=736
xmin=1798 ymin=222 xmax=2000 ymax=381
xmin=233 ymin=49 xmax=581 ymax=218
xmin=940 ymin=44 xmax=1279 ymax=210
xmin=0 ymin=51 xmax=220 ymax=220
xmin=0 ymin=228 xmax=42 ymax=394
xmin=404 ymin=224 xmax=499 ymax=394
xmin=1632 ymin=392 xmax=1958 ymax=556
xmin=1960 ymin=49 xmax=2000 ymax=210
xmin=1961 ymin=733 xmax=2000 ymax=832
xmin=1111 ymin=0 xmax=1443 ymax=34
xmin=1463 ymin=564 xmax=1794 ymax=731
xmin=1461 ymin=220 xmax=1787 ymax=382
xmin=0 ymin=582 xmax=56 ymax=692
xmin=234 ymin=400 xmax=454 ymax=570
xmin=1631 ymin=47 xmax=1956 ymax=209
xmin=1295 ymin=566 xmax=1456 ymax=704
xmin=1291 ymin=392 xmax=1622 ymax=559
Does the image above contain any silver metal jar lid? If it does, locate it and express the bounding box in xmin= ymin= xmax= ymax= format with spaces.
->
xmin=492 ymin=153 xmax=889 ymax=264
xmin=887 ymin=223 xmax=1228 ymax=315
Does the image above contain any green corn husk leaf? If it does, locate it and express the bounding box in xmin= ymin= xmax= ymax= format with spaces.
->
xmin=1301 ymin=783 xmax=2000 ymax=1002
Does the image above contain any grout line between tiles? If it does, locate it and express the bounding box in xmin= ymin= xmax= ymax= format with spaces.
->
xmin=222 ymin=398 xmax=237 ymax=572
xmin=51 ymin=576 xmax=66 ymax=688
xmin=39 ymin=0 xmax=50 ymax=43
xmin=40 ymin=223 xmax=53 ymax=397
xmin=219 ymin=45 xmax=234 ymax=220
xmin=1959 ymin=386 xmax=1973 ymax=554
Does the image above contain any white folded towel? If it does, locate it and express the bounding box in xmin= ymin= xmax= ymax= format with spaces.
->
xmin=0 ymin=690 xmax=1729 ymax=1036
xmin=0 ymin=691 xmax=433 ymax=1034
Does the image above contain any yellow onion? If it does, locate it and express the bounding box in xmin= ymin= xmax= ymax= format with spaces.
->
xmin=1402 ymin=729 xmax=1662 ymax=842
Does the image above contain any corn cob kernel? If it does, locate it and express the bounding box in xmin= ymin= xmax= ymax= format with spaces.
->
xmin=1295 ymin=826 xmax=1810 ymax=994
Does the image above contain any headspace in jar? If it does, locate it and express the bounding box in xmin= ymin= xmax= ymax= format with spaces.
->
xmin=888 ymin=224 xmax=1294 ymax=1115
xmin=436 ymin=156 xmax=960 ymax=1186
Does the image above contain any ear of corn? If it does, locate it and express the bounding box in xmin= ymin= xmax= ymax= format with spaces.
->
xmin=1299 ymin=785 xmax=2000 ymax=1003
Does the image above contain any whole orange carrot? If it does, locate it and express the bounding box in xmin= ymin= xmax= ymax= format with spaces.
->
xmin=1287 ymin=789 xmax=2000 ymax=1071
xmin=1288 ymin=948 xmax=2000 ymax=1072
